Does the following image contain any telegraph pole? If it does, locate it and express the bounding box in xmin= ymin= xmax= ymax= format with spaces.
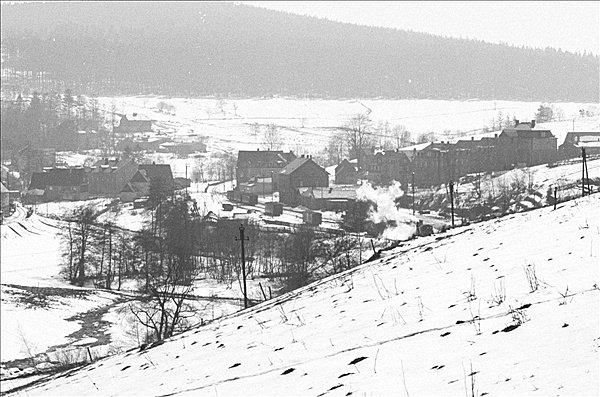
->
xmin=449 ymin=181 xmax=455 ymax=227
xmin=412 ymin=172 xmax=415 ymax=216
xmin=236 ymin=224 xmax=249 ymax=309
xmin=582 ymin=148 xmax=590 ymax=197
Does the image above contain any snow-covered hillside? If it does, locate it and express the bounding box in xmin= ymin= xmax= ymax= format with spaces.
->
xmin=12 ymin=194 xmax=599 ymax=396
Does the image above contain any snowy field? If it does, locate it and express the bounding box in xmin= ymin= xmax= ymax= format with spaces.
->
xmin=9 ymin=193 xmax=598 ymax=396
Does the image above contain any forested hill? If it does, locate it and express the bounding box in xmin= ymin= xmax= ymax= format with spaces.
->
xmin=1 ymin=2 xmax=598 ymax=101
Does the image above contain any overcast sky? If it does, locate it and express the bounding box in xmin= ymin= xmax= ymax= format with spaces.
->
xmin=241 ymin=1 xmax=599 ymax=56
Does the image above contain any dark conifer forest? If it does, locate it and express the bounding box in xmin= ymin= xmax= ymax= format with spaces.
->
xmin=1 ymin=2 xmax=598 ymax=101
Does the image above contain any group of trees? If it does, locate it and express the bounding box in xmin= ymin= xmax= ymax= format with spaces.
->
xmin=59 ymin=182 xmax=370 ymax=342
xmin=191 ymin=153 xmax=236 ymax=184
xmin=2 ymin=2 xmax=597 ymax=101
xmin=0 ymin=90 xmax=109 ymax=152
xmin=326 ymin=113 xmax=414 ymax=170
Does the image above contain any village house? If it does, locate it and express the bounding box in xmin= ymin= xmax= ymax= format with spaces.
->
xmin=27 ymin=167 xmax=89 ymax=202
xmin=88 ymin=157 xmax=139 ymax=198
xmin=115 ymin=113 xmax=154 ymax=135
xmin=334 ymin=159 xmax=358 ymax=185
xmin=278 ymin=155 xmax=329 ymax=205
xmin=455 ymin=136 xmax=500 ymax=174
xmin=235 ymin=149 xmax=296 ymax=188
xmin=53 ymin=120 xmax=98 ymax=151
xmin=497 ymin=120 xmax=557 ymax=168
xmin=138 ymin=163 xmax=175 ymax=194
xmin=362 ymin=148 xmax=412 ymax=187
xmin=298 ymin=186 xmax=357 ymax=211
xmin=119 ymin=169 xmax=151 ymax=202
xmin=559 ymin=131 xmax=600 ymax=159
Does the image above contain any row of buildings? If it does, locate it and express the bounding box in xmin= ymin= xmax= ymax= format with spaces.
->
xmin=346 ymin=120 xmax=598 ymax=188
xmin=233 ymin=120 xmax=598 ymax=211
xmin=355 ymin=120 xmax=559 ymax=188
xmin=26 ymin=159 xmax=176 ymax=203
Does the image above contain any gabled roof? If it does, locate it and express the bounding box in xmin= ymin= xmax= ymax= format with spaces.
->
xmin=120 ymin=113 xmax=153 ymax=122
xmin=335 ymin=159 xmax=357 ymax=173
xmin=237 ymin=150 xmax=296 ymax=168
xmin=29 ymin=168 xmax=87 ymax=189
xmin=120 ymin=182 xmax=138 ymax=193
xmin=130 ymin=170 xmax=150 ymax=183
xmin=139 ymin=163 xmax=174 ymax=183
xmin=280 ymin=156 xmax=328 ymax=176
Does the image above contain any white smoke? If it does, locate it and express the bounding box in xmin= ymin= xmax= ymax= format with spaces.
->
xmin=356 ymin=181 xmax=418 ymax=241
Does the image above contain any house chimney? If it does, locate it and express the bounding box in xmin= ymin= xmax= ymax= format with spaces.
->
xmin=515 ymin=119 xmax=520 ymax=126
xmin=133 ymin=113 xmax=137 ymax=117
xmin=494 ymin=134 xmax=498 ymax=138
xmin=471 ymin=137 xmax=474 ymax=141
xmin=531 ymin=120 xmax=535 ymax=128
xmin=104 ymin=158 xmax=109 ymax=165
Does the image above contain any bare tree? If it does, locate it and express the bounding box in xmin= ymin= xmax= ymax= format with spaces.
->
xmin=327 ymin=131 xmax=347 ymax=166
xmin=216 ymin=99 xmax=226 ymax=116
xmin=60 ymin=205 xmax=96 ymax=287
xmin=391 ymin=124 xmax=411 ymax=148
xmin=262 ymin=123 xmax=283 ymax=151
xmin=130 ymin=196 xmax=202 ymax=342
xmin=417 ymin=131 xmax=436 ymax=144
xmin=342 ymin=113 xmax=373 ymax=171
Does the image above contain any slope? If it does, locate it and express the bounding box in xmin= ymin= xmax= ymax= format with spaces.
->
xmin=11 ymin=194 xmax=599 ymax=396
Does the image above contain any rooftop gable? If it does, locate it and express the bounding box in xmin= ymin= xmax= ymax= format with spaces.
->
xmin=237 ymin=150 xmax=296 ymax=168
xmin=280 ymin=156 xmax=328 ymax=176
xmin=139 ymin=163 xmax=174 ymax=183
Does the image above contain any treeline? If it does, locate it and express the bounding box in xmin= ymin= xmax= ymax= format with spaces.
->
xmin=2 ymin=2 xmax=598 ymax=102
xmin=0 ymin=90 xmax=112 ymax=153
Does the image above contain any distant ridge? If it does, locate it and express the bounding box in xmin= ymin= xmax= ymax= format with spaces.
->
xmin=1 ymin=2 xmax=598 ymax=101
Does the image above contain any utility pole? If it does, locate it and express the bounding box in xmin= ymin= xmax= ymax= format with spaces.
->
xmin=236 ymin=224 xmax=249 ymax=309
xmin=582 ymin=148 xmax=590 ymax=197
xmin=412 ymin=172 xmax=415 ymax=216
xmin=449 ymin=181 xmax=455 ymax=227
xmin=271 ymin=171 xmax=274 ymax=202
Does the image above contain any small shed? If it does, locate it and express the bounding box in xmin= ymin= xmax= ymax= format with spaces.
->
xmin=302 ymin=211 xmax=322 ymax=226
xmin=265 ymin=202 xmax=283 ymax=216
